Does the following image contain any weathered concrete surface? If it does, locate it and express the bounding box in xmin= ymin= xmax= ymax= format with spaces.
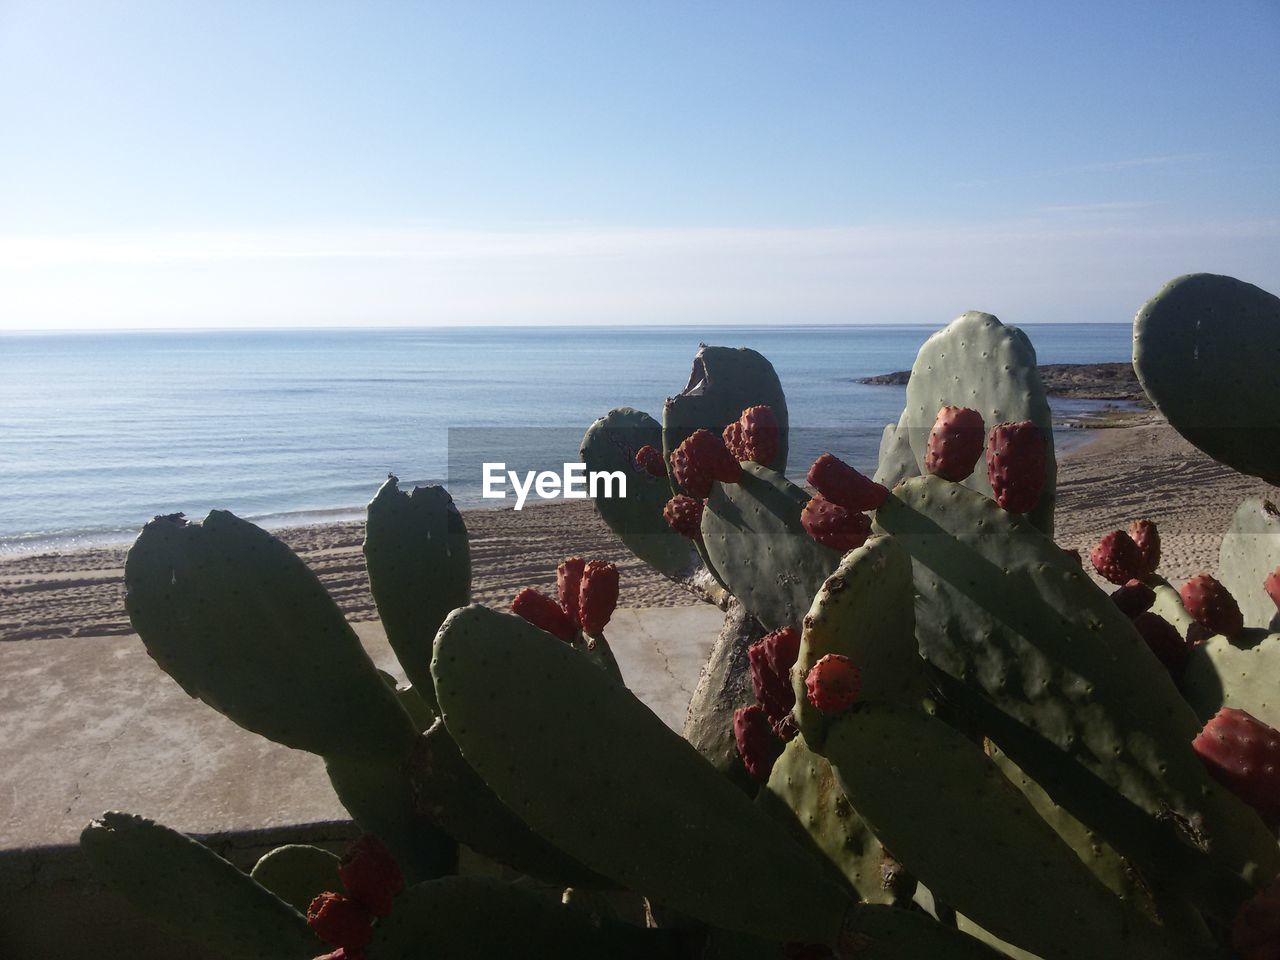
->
xmin=0 ymin=606 xmax=724 ymax=958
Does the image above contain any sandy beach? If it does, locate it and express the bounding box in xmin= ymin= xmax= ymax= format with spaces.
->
xmin=1 ymin=417 xmax=1274 ymax=643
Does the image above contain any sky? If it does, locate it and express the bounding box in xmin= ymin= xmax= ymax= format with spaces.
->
xmin=0 ymin=0 xmax=1277 ymax=329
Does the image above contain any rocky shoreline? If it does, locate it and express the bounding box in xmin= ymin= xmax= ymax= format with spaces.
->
xmin=857 ymin=361 xmax=1150 ymax=406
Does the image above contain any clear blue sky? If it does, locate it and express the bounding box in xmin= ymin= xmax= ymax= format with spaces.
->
xmin=1 ymin=0 xmax=1277 ymax=328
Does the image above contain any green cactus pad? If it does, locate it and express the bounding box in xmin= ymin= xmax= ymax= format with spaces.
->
xmin=903 ymin=311 xmax=1056 ymax=533
xmin=80 ymin=813 xmax=317 ymax=960
xmin=702 ymin=463 xmax=842 ymax=632
xmin=985 ymin=743 xmax=1152 ymax=913
xmin=408 ymin=719 xmax=607 ymax=886
xmin=1148 ymin=579 xmax=1196 ymax=640
xmin=1218 ymin=497 xmax=1280 ymax=630
xmin=876 ymin=476 xmax=1280 ymax=900
xmin=1133 ymin=273 xmax=1280 ymax=484
xmin=124 ymin=511 xmax=415 ymax=759
xmin=580 ymin=407 xmax=702 ymax=581
xmin=431 ymin=604 xmax=851 ymax=943
xmin=364 ymin=476 xmax=471 ymax=711
xmin=325 ymin=753 xmax=456 ymax=883
xmin=760 ymin=738 xmax=899 ymax=905
xmin=371 ymin=877 xmax=693 ymax=959
xmin=823 ymin=706 xmax=1172 ymax=960
xmin=1183 ymin=630 xmax=1280 ymax=728
xmin=662 ymin=345 xmax=789 ymax=476
xmin=873 ymin=408 xmax=920 ymax=488
xmin=249 ymin=844 xmax=341 ymax=914
xmin=682 ymin=602 xmax=765 ymax=794
xmin=792 ymin=535 xmax=927 ymax=750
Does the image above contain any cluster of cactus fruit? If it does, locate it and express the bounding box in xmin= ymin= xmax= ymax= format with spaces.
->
xmin=80 ymin=273 xmax=1280 ymax=959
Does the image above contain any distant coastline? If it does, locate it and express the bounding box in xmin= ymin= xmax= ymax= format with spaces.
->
xmin=856 ymin=361 xmax=1150 ymax=407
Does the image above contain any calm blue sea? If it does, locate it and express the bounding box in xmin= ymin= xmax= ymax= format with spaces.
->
xmin=0 ymin=324 xmax=1133 ymax=553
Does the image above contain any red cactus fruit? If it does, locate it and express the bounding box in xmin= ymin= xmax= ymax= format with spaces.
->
xmin=337 ymin=834 xmax=403 ymax=918
xmin=1180 ymin=574 xmax=1245 ymax=638
xmin=1265 ymin=566 xmax=1280 ymax=616
xmin=1111 ymin=579 xmax=1156 ymax=619
xmin=806 ymin=453 xmax=889 ymax=511
xmin=307 ymin=892 xmax=373 ymax=951
xmin=634 ymin=444 xmax=666 ymax=478
xmin=1232 ymin=878 xmax=1280 ymax=960
xmin=1134 ymin=612 xmax=1190 ymax=678
xmin=663 ymin=494 xmax=703 ymax=539
xmin=1128 ymin=519 xmax=1161 ymax=576
xmin=1192 ymin=707 xmax=1280 ymax=824
xmin=669 ymin=429 xmax=742 ymax=498
xmin=986 ymin=421 xmax=1045 ymax=514
xmin=733 ymin=704 xmax=783 ymax=782
xmin=579 ymin=560 xmax=619 ymax=635
xmin=511 ymin=587 xmax=576 ymax=642
xmin=556 ymin=556 xmax=586 ymax=626
xmin=805 ymin=654 xmax=861 ymax=715
xmin=924 ymin=406 xmax=986 ymax=482
xmin=1089 ymin=530 xmax=1144 ymax=586
xmin=801 ymin=495 xmax=871 ymax=553
xmin=748 ymin=626 xmax=802 ymax=726
xmin=722 ymin=404 xmax=780 ymax=466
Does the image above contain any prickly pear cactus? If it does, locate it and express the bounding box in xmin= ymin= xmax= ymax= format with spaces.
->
xmin=873 ymin=408 xmax=919 ymax=489
xmin=823 ymin=705 xmax=1175 ymax=960
xmin=580 ymin=407 xmax=702 ymax=581
xmin=124 ymin=511 xmax=416 ymax=759
xmin=364 ymin=476 xmax=471 ymax=712
xmin=1218 ymin=497 xmax=1280 ymax=630
xmin=80 ymin=813 xmax=318 ymax=960
xmin=875 ymin=476 xmax=1280 ymax=900
xmin=431 ymin=604 xmax=852 ymax=943
xmin=902 ymin=311 xmax=1056 ymax=532
xmin=792 ymin=536 xmax=926 ymax=750
xmin=701 ymin=463 xmax=840 ymax=632
xmin=662 ymin=345 xmax=789 ymax=476
xmin=1183 ymin=631 xmax=1280 ymax=728
xmin=407 ymin=718 xmax=607 ymax=886
xmin=249 ymin=844 xmax=341 ymax=914
xmin=1133 ymin=273 xmax=1280 ymax=484
xmin=758 ymin=738 xmax=901 ymax=906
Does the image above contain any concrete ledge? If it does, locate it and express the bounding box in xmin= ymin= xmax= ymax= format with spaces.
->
xmin=0 ymin=605 xmax=725 ymax=957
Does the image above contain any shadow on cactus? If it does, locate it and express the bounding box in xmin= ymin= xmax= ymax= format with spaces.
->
xmin=82 ymin=276 xmax=1280 ymax=959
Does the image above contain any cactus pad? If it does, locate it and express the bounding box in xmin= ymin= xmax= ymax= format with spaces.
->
xmin=80 ymin=813 xmax=317 ymax=960
xmin=760 ymin=738 xmax=899 ymax=905
xmin=249 ymin=844 xmax=341 ymax=914
xmin=1218 ymin=497 xmax=1280 ymax=630
xmin=702 ymin=463 xmax=842 ymax=632
xmin=124 ymin=511 xmax=415 ymax=759
xmin=431 ymin=604 xmax=851 ymax=943
xmin=876 ymin=475 xmax=1280 ymax=893
xmin=1132 ymin=273 xmax=1280 ymax=484
xmin=824 ymin=706 xmax=1172 ymax=960
xmin=580 ymin=407 xmax=702 ymax=581
xmin=873 ymin=409 xmax=920 ymax=489
xmin=792 ymin=535 xmax=926 ymax=750
xmin=662 ymin=345 xmax=789 ymax=476
xmin=1183 ymin=630 xmax=1280 ymax=728
xmin=903 ymin=311 xmax=1056 ymax=532
xmin=364 ymin=476 xmax=471 ymax=711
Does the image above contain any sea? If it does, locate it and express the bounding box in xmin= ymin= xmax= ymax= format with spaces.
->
xmin=0 ymin=324 xmax=1134 ymax=554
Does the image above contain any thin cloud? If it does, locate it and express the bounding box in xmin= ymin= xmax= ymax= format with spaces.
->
xmin=1 ymin=218 xmax=1276 ymax=329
